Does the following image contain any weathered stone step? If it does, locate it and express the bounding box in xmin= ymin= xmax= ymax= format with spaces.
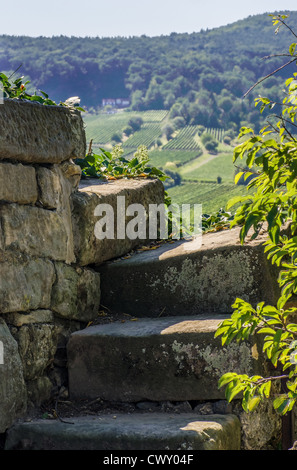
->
xmin=72 ymin=177 xmax=165 ymax=266
xmin=67 ymin=314 xmax=263 ymax=403
xmin=96 ymin=227 xmax=279 ymax=317
xmin=5 ymin=413 xmax=241 ymax=450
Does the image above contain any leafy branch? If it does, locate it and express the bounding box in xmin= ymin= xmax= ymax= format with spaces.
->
xmin=75 ymin=142 xmax=167 ymax=181
xmin=0 ymin=69 xmax=84 ymax=111
xmin=243 ymin=14 xmax=297 ymax=99
xmin=216 ymin=14 xmax=297 ymax=417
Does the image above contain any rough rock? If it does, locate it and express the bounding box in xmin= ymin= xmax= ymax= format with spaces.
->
xmin=26 ymin=376 xmax=53 ymax=407
xmin=3 ymin=310 xmax=54 ymax=327
xmin=97 ymin=227 xmax=280 ymax=317
xmin=67 ymin=315 xmax=263 ymax=402
xmin=236 ymin=401 xmax=282 ymax=450
xmin=4 ymin=413 xmax=241 ymax=450
xmin=72 ymin=177 xmax=165 ymax=266
xmin=36 ymin=166 xmax=63 ymax=210
xmin=0 ymin=204 xmax=70 ymax=261
xmin=51 ymin=262 xmax=101 ymax=322
xmin=0 ymin=318 xmax=27 ymax=432
xmin=36 ymin=162 xmax=81 ymax=210
xmin=0 ymin=252 xmax=55 ymax=314
xmin=0 ymin=99 xmax=86 ymax=163
xmin=36 ymin=162 xmax=81 ymax=264
xmin=10 ymin=322 xmax=59 ymax=380
xmin=0 ymin=162 xmax=38 ymax=204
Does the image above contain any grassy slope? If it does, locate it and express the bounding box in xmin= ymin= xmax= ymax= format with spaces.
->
xmin=83 ymin=111 xmax=248 ymax=215
xmin=167 ymin=182 xmax=247 ymax=214
xmin=180 ymin=152 xmax=236 ymax=183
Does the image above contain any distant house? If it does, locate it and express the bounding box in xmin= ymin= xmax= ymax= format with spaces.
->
xmin=102 ymin=98 xmax=130 ymax=108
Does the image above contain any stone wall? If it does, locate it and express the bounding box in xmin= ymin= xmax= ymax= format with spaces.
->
xmin=0 ymin=99 xmax=165 ymax=432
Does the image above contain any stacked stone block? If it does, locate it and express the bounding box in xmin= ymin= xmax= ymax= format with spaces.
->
xmin=0 ymin=100 xmax=97 ymax=431
xmin=0 ymin=99 xmax=165 ymax=433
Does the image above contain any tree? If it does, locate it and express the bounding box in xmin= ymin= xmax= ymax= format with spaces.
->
xmin=201 ymin=132 xmax=219 ymax=153
xmin=215 ymin=15 xmax=297 ymax=423
xmin=111 ymin=132 xmax=122 ymax=143
xmin=130 ymin=90 xmax=144 ymax=111
xmin=2 ymin=12 xmax=297 ymax=129
xmin=128 ymin=116 xmax=143 ymax=132
xmin=204 ymin=139 xmax=218 ymax=154
xmin=162 ymin=123 xmax=174 ymax=140
xmin=123 ymin=125 xmax=133 ymax=137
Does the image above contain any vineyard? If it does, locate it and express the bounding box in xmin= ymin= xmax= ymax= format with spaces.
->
xmin=148 ymin=149 xmax=201 ymax=168
xmin=85 ymin=110 xmax=168 ymax=146
xmin=168 ymin=182 xmax=247 ymax=214
xmin=86 ymin=114 xmax=132 ymax=144
xmin=204 ymin=128 xmax=225 ymax=142
xmin=83 ymin=110 xmax=243 ymax=215
xmin=181 ymin=152 xmax=236 ymax=183
xmin=135 ymin=110 xmax=168 ymax=122
xmin=163 ymin=125 xmax=202 ymax=151
xmin=123 ymin=123 xmax=162 ymax=149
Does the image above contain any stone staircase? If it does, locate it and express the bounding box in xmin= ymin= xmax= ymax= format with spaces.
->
xmin=4 ymin=228 xmax=279 ymax=450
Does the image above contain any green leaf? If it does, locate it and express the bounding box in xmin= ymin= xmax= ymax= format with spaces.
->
xmin=129 ymin=157 xmax=139 ymax=168
xmin=234 ymin=171 xmax=244 ymax=185
xmin=257 ymin=327 xmax=277 ymax=335
xmin=85 ymin=154 xmax=96 ymax=165
xmin=40 ymin=90 xmax=49 ymax=98
xmin=247 ymin=395 xmax=261 ymax=412
xmin=274 ymin=395 xmax=296 ymax=415
xmin=29 ymin=95 xmax=45 ymax=103
xmin=226 ymin=195 xmax=245 ymax=210
xmin=228 ymin=382 xmax=246 ymax=401
xmin=218 ymin=372 xmax=238 ymax=389
xmin=289 ymin=43 xmax=297 ymax=56
xmin=266 ymin=205 xmax=279 ymax=229
xmin=270 ymin=224 xmax=280 ymax=245
xmin=240 ymin=212 xmax=261 ymax=243
xmin=261 ymin=381 xmax=272 ymax=398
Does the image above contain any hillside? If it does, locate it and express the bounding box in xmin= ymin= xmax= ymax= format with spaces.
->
xmin=82 ymin=108 xmax=249 ymax=216
xmin=1 ymin=11 xmax=297 ymax=132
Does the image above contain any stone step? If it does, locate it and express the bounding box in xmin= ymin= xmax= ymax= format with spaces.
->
xmin=72 ymin=177 xmax=165 ymax=266
xmin=67 ymin=314 xmax=263 ymax=403
xmin=4 ymin=413 xmax=241 ymax=450
xmin=96 ymin=227 xmax=279 ymax=317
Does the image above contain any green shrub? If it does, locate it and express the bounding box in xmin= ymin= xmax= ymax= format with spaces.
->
xmin=216 ymin=14 xmax=297 ymax=419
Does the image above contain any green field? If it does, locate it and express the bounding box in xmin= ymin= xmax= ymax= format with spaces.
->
xmin=83 ymin=110 xmax=245 ymax=216
xmin=180 ymin=152 xmax=236 ymax=183
xmin=85 ymin=113 xmax=132 ymax=144
xmin=163 ymin=125 xmax=202 ymax=151
xmin=148 ymin=149 xmax=201 ymax=168
xmin=167 ymin=181 xmax=248 ymax=214
xmin=84 ymin=110 xmax=168 ymax=146
xmin=204 ymin=128 xmax=225 ymax=142
xmin=123 ymin=123 xmax=162 ymax=149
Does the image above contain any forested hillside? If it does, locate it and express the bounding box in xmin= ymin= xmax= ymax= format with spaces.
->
xmin=1 ymin=11 xmax=297 ymax=131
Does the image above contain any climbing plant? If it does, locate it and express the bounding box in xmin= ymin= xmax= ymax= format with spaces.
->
xmin=76 ymin=143 xmax=168 ymax=182
xmin=216 ymin=14 xmax=297 ymax=415
xmin=0 ymin=69 xmax=84 ymax=111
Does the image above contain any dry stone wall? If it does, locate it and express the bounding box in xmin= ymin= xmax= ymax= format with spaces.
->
xmin=0 ymin=99 xmax=165 ymax=432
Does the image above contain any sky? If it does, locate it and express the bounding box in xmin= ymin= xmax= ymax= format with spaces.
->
xmin=1 ymin=0 xmax=297 ymax=38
